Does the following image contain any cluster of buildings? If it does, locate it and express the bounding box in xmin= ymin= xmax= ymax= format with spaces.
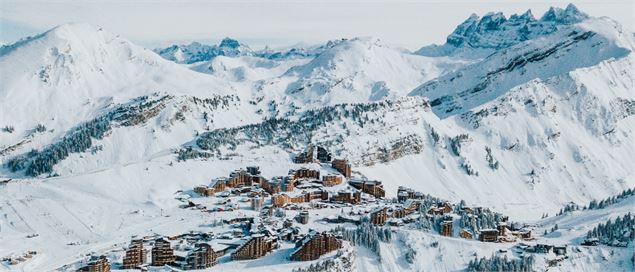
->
xmin=78 ymin=227 xmax=343 ymax=271
xmin=1 ymin=251 xmax=37 ymax=267
xmin=193 ymin=165 xmax=348 ymax=202
xmin=188 ymin=156 xmax=387 ymax=215
xmin=72 ymin=144 xmax=546 ymax=271
xmin=349 ymin=179 xmax=385 ymax=198
xmin=75 ymin=157 xmax=543 ymax=272
xmin=365 ymin=186 xmax=534 ymax=244
xmin=111 ymin=235 xmax=223 ymax=270
xmin=369 ymin=198 xmax=420 ymax=225
xmin=475 ymin=222 xmax=533 ymax=243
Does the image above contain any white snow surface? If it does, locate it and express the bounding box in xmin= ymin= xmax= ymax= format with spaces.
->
xmin=0 ymin=9 xmax=634 ymax=271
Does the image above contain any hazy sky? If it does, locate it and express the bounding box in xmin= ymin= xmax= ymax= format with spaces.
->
xmin=1 ymin=0 xmax=633 ymax=50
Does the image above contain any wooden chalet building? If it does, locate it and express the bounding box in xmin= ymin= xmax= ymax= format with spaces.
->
xmin=209 ymin=178 xmax=227 ymax=193
xmin=79 ymin=255 xmax=110 ymax=272
xmin=370 ymin=207 xmax=388 ymax=225
xmin=392 ymin=200 xmax=420 ymax=218
xmin=317 ymin=146 xmax=332 ymax=163
xmin=330 ymin=190 xmax=361 ymax=204
xmin=512 ymin=229 xmax=532 ymax=240
xmin=271 ymin=194 xmax=291 ymax=207
xmin=152 ymin=237 xmax=175 ymax=266
xmin=263 ymin=179 xmax=282 ymax=195
xmin=331 ymin=159 xmax=352 ymax=178
xmin=321 ymin=175 xmax=343 ymax=187
xmin=397 ymin=186 xmax=415 ymax=202
xmin=441 ymin=221 xmax=453 ymax=236
xmin=122 ymin=239 xmax=145 ymax=269
xmin=179 ymin=243 xmax=217 ymax=270
xmin=291 ymin=168 xmax=320 ymax=180
xmin=296 ymin=211 xmax=309 ymax=224
xmin=263 ymin=176 xmax=296 ymax=194
xmin=231 ymin=234 xmax=278 ymax=260
xmin=194 ymin=185 xmax=215 ymax=197
xmin=227 ymin=170 xmax=253 ymax=187
xmin=478 ymin=229 xmax=499 ymax=242
xmin=459 ymin=229 xmax=473 ymax=239
xmin=271 ymin=190 xmax=329 ymax=207
xmin=349 ymin=179 xmax=385 ymax=198
xmin=290 ymin=231 xmax=342 ymax=261
xmin=427 ymin=202 xmax=453 ymax=215
xmin=294 ymin=146 xmax=316 ymax=163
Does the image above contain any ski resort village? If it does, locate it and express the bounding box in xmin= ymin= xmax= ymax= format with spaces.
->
xmin=39 ymin=147 xmax=555 ymax=271
xmin=1 ymin=2 xmax=635 ymax=272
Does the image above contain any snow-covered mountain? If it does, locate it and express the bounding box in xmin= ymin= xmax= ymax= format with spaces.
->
xmin=264 ymin=37 xmax=467 ymax=106
xmin=156 ymin=38 xmax=348 ymax=65
xmin=0 ymin=23 xmax=238 ymax=128
xmin=1 ymin=4 xmax=634 ymax=272
xmin=0 ymin=23 xmax=263 ymax=178
xmin=154 ymin=37 xmax=255 ymax=64
xmin=256 ymin=39 xmax=348 ymax=60
xmin=410 ymin=17 xmax=634 ymax=118
xmin=416 ymin=4 xmax=590 ymax=59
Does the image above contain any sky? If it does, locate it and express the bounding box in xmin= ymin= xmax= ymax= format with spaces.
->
xmin=1 ymin=0 xmax=633 ymax=50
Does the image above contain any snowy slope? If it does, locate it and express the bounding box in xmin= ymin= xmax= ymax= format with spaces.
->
xmin=189 ymin=55 xmax=311 ymax=82
xmin=265 ymin=37 xmax=466 ymax=106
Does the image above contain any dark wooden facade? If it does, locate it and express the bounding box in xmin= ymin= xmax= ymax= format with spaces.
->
xmin=479 ymin=229 xmax=499 ymax=242
xmin=317 ymin=146 xmax=332 ymax=163
xmin=152 ymin=238 xmax=175 ymax=266
xmin=294 ymin=146 xmax=316 ymax=163
xmin=181 ymin=243 xmax=217 ymax=270
xmin=349 ymin=180 xmax=385 ymax=198
xmin=291 ymin=232 xmax=342 ymax=261
xmin=231 ymin=235 xmax=278 ymax=260
xmin=321 ymin=175 xmax=343 ymax=187
xmin=331 ymin=191 xmax=361 ymax=204
xmin=460 ymin=229 xmax=473 ymax=239
xmin=441 ymin=221 xmax=453 ymax=236
xmin=291 ymin=168 xmax=320 ymax=180
xmin=297 ymin=211 xmax=309 ymax=224
xmin=370 ymin=207 xmax=388 ymax=225
xmin=122 ymin=239 xmax=145 ymax=269
xmin=331 ymin=159 xmax=352 ymax=178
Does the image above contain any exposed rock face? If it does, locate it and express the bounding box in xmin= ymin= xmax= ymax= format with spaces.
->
xmin=354 ymin=135 xmax=425 ymax=166
xmin=417 ymin=4 xmax=589 ymax=57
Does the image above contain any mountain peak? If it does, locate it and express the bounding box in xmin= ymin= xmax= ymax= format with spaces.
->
xmin=541 ymin=3 xmax=589 ymax=24
xmin=46 ymin=22 xmax=101 ymax=36
xmin=2 ymin=23 xmax=104 ymax=55
xmin=510 ymin=9 xmax=536 ymax=22
xmin=417 ymin=4 xmax=591 ymax=57
xmin=219 ymin=37 xmax=241 ymax=48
